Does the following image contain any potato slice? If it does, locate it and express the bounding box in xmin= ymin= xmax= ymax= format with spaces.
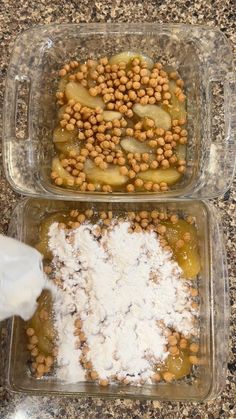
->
xmin=162 ymin=219 xmax=201 ymax=279
xmin=175 ymin=144 xmax=187 ymax=161
xmin=121 ymin=137 xmax=151 ymax=153
xmin=167 ymin=81 xmax=187 ymax=121
xmin=65 ymin=81 xmax=105 ymax=109
xmin=84 ymin=160 xmax=128 ymax=187
xmin=53 ymin=126 xmax=77 ymax=143
xmin=27 ymin=290 xmax=55 ymax=356
xmin=54 ymin=141 xmax=80 ymax=156
xmin=109 ymin=51 xmax=154 ymax=69
xmin=165 ymin=349 xmax=191 ymax=379
xmin=133 ymin=104 xmax=171 ymax=131
xmin=51 ymin=157 xmax=75 ymax=185
xmin=103 ymin=111 xmax=122 ymax=122
xmin=139 ymin=168 xmax=182 ymax=185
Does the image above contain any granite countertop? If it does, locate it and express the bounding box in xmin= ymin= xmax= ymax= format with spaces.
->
xmin=0 ymin=1 xmax=235 ymax=418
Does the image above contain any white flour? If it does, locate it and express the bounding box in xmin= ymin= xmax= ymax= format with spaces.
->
xmin=49 ymin=221 xmax=197 ymax=384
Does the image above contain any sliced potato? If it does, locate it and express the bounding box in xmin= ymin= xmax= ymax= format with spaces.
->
xmin=109 ymin=51 xmax=154 ymax=69
xmin=52 ymin=157 xmax=75 ymax=185
xmin=175 ymin=144 xmax=187 ymax=160
xmin=53 ymin=126 xmax=77 ymax=143
xmin=84 ymin=160 xmax=128 ymax=187
xmin=103 ymin=111 xmax=122 ymax=122
xmin=65 ymin=81 xmax=105 ymax=109
xmin=165 ymin=349 xmax=191 ymax=379
xmin=133 ymin=104 xmax=171 ymax=131
xmin=54 ymin=141 xmax=80 ymax=156
xmin=167 ymin=81 xmax=187 ymax=121
xmin=162 ymin=220 xmax=201 ymax=279
xmin=139 ymin=168 xmax=182 ymax=185
xmin=121 ymin=137 xmax=151 ymax=153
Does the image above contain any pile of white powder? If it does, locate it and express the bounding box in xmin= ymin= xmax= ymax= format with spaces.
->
xmin=48 ymin=220 xmax=197 ymax=384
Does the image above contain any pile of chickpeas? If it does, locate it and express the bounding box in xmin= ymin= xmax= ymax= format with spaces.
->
xmin=26 ymin=326 xmax=56 ymax=379
xmin=51 ymin=55 xmax=187 ymax=192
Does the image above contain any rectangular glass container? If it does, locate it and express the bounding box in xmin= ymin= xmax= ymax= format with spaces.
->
xmin=7 ymin=198 xmax=229 ymax=401
xmin=3 ymin=24 xmax=235 ymax=201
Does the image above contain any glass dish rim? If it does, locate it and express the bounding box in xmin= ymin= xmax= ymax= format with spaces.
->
xmin=6 ymin=197 xmax=227 ymax=402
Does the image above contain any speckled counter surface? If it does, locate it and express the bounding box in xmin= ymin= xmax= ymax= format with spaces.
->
xmin=0 ymin=1 xmax=235 ymax=418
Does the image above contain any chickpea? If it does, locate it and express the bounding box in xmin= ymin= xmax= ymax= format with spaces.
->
xmin=162 ymin=372 xmax=175 ymax=382
xmin=140 ymin=163 xmax=149 ymax=172
xmin=153 ymin=183 xmax=160 ymax=191
xmin=140 ymin=96 xmax=149 ymax=105
xmin=132 ymin=81 xmax=141 ymax=90
xmin=170 ymin=214 xmax=179 ymax=224
xmin=127 ymin=184 xmax=135 ymax=193
xmin=45 ymin=356 xmax=54 ymax=367
xmin=183 ymin=232 xmax=191 ymax=242
xmin=26 ymin=328 xmax=35 ymax=337
xmin=190 ymin=287 xmax=198 ymax=297
xmin=139 ymin=211 xmax=148 ymax=219
xmin=151 ymin=210 xmax=159 ymax=219
xmin=140 ymin=153 xmax=149 ymax=163
xmin=134 ymin=178 xmax=144 ymax=187
xmin=143 ymin=182 xmax=153 ymax=191
xmin=148 ymin=140 xmax=157 ymax=148
xmin=31 ymin=347 xmax=39 ymax=357
xmin=87 ymin=183 xmax=96 ymax=191
xmin=91 ymin=370 xmax=98 ymax=380
xmin=36 ymin=354 xmax=45 ymax=364
xmin=128 ymin=170 xmax=136 ymax=179
xmin=99 ymin=161 xmax=108 ymax=170
xmin=169 ymin=346 xmax=179 ymax=356
xmin=99 ymin=379 xmax=109 ymax=387
xmin=37 ymin=364 xmax=45 ymax=375
xmin=77 ymin=214 xmax=86 ymax=223
xmin=178 ymin=165 xmax=186 ymax=174
xmin=189 ymin=355 xmax=200 ymax=365
xmin=126 ymin=128 xmax=134 ymax=136
xmin=148 ymin=96 xmax=155 ymax=104
xmin=168 ymin=335 xmax=178 ymax=346
xmin=150 ymin=160 xmax=159 ymax=169
xmin=191 ymin=302 xmax=198 ymax=310
xmin=163 ymin=92 xmax=171 ymax=100
xmin=30 ymin=335 xmax=38 ymax=345
xmin=161 ymin=159 xmax=170 ymax=168
xmin=152 ymin=373 xmax=161 ymax=382
xmin=176 ymin=239 xmax=185 ymax=249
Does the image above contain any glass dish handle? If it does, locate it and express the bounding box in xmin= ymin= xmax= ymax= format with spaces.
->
xmin=3 ymin=75 xmax=31 ymax=141
xmin=208 ymin=203 xmax=230 ymax=398
xmin=205 ymin=73 xmax=236 ymax=197
xmin=3 ymin=74 xmax=40 ymax=195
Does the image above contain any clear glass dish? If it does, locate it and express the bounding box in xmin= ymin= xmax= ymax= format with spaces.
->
xmin=7 ymin=198 xmax=229 ymax=401
xmin=3 ymin=23 xmax=235 ymax=201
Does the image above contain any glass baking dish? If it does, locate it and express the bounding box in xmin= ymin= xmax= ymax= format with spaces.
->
xmin=3 ymin=23 xmax=235 ymax=201
xmin=6 ymin=198 xmax=229 ymax=401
